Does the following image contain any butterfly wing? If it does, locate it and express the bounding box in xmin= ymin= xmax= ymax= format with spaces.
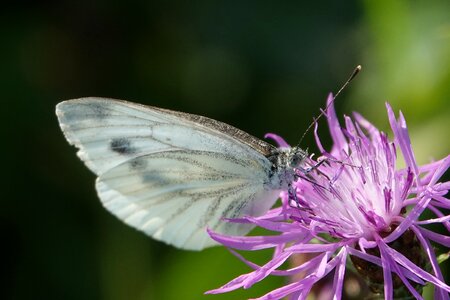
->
xmin=97 ymin=150 xmax=280 ymax=250
xmin=56 ymin=97 xmax=274 ymax=175
xmin=56 ymin=98 xmax=279 ymax=250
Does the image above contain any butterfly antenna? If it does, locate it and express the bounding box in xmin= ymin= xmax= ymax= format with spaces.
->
xmin=296 ymin=65 xmax=362 ymax=147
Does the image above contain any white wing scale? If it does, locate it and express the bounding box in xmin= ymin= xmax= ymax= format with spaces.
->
xmin=56 ymin=98 xmax=279 ymax=250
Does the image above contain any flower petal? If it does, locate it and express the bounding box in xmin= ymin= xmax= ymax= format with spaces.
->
xmin=331 ymin=247 xmax=347 ymax=300
xmin=264 ymin=133 xmax=290 ymax=148
xmin=379 ymin=241 xmax=393 ymax=300
xmin=205 ymin=273 xmax=250 ymax=294
xmin=285 ymin=241 xmax=345 ymax=253
xmin=415 ymin=215 xmax=450 ymax=225
xmin=384 ymin=196 xmax=431 ymax=243
xmin=347 ymin=246 xmax=424 ymax=284
xmin=378 ymin=240 xmax=424 ymax=299
xmin=313 ymin=121 xmax=326 ymax=154
xmin=381 ymin=238 xmax=450 ymax=292
xmin=418 ymin=226 xmax=450 ymax=247
xmin=386 ymin=103 xmax=420 ymax=179
xmin=428 ymin=154 xmax=450 ymax=186
xmin=325 ymin=93 xmax=348 ymax=155
xmin=242 ymin=252 xmax=291 ymax=288
xmin=412 ymin=226 xmax=448 ymax=299
xmin=207 ymin=229 xmax=301 ymax=250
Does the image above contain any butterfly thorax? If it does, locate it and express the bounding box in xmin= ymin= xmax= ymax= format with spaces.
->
xmin=266 ymin=147 xmax=308 ymax=190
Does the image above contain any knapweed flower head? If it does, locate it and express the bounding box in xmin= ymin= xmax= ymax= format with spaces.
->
xmin=207 ymin=94 xmax=450 ymax=299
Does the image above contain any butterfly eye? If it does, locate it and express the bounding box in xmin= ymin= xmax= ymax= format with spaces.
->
xmin=289 ymin=148 xmax=307 ymax=167
xmin=290 ymin=155 xmax=302 ymax=167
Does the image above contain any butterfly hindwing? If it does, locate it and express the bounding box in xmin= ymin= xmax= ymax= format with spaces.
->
xmin=96 ymin=150 xmax=280 ymax=250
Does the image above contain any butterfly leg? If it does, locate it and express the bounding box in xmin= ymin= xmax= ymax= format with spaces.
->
xmin=320 ymin=156 xmax=359 ymax=169
xmin=301 ymin=158 xmax=327 ymax=174
xmin=288 ymin=183 xmax=300 ymax=207
xmin=301 ymin=156 xmax=359 ymax=176
xmin=293 ymin=159 xmax=331 ymax=191
xmin=310 ymin=156 xmax=362 ymax=185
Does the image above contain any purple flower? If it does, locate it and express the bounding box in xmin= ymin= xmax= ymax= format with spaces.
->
xmin=206 ymin=94 xmax=450 ymax=299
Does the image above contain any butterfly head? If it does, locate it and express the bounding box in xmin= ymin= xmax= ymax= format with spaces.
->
xmin=286 ymin=147 xmax=308 ymax=169
xmin=266 ymin=146 xmax=309 ymax=190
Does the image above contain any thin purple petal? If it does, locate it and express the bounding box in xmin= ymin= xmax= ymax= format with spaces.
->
xmin=242 ymin=252 xmax=291 ymax=288
xmin=205 ymin=273 xmax=250 ymax=294
xmin=285 ymin=241 xmax=345 ymax=253
xmin=252 ymin=279 xmax=307 ymax=300
xmin=353 ymin=111 xmax=379 ymax=138
xmin=347 ymin=246 xmax=424 ymax=284
xmin=412 ymin=226 xmax=448 ymax=299
xmin=428 ymin=154 xmax=450 ymax=186
xmin=331 ymin=247 xmax=347 ymax=300
xmin=232 ymin=215 xmax=306 ymax=232
xmin=426 ymin=205 xmax=450 ymax=231
xmin=418 ymin=226 xmax=450 ymax=247
xmin=384 ymin=196 xmax=431 ymax=243
xmin=415 ymin=215 xmax=450 ymax=224
xmin=313 ymin=121 xmax=326 ymax=154
xmin=378 ymin=240 xmax=424 ymax=299
xmin=380 ymin=238 xmax=450 ymax=292
xmin=378 ymin=240 xmax=393 ymax=300
xmin=208 ymin=229 xmax=302 ymax=250
xmin=253 ymin=252 xmax=337 ymax=300
xmin=265 ymin=133 xmax=290 ymax=148
xmin=386 ymin=103 xmax=420 ymax=179
xmin=325 ymin=93 xmax=348 ymax=155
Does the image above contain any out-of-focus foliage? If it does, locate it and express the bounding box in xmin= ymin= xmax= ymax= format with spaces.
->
xmin=1 ymin=1 xmax=448 ymax=299
xmin=350 ymin=0 xmax=450 ymax=166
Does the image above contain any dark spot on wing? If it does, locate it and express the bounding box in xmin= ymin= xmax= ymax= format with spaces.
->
xmin=129 ymin=157 xmax=147 ymax=170
xmin=110 ymin=138 xmax=136 ymax=155
xmin=142 ymin=173 xmax=158 ymax=183
xmin=141 ymin=172 xmax=170 ymax=185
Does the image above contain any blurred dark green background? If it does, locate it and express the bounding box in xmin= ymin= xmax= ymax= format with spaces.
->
xmin=2 ymin=1 xmax=449 ymax=299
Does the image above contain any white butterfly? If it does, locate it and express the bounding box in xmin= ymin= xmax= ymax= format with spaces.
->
xmin=56 ymin=98 xmax=308 ymax=250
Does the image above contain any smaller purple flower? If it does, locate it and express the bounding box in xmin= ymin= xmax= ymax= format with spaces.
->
xmin=207 ymin=94 xmax=450 ymax=299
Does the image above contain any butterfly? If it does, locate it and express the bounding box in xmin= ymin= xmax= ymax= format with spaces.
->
xmin=56 ymin=98 xmax=310 ymax=250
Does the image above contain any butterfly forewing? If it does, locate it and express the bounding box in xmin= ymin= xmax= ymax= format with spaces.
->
xmin=56 ymin=98 xmax=274 ymax=175
xmin=56 ymin=97 xmax=280 ymax=250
